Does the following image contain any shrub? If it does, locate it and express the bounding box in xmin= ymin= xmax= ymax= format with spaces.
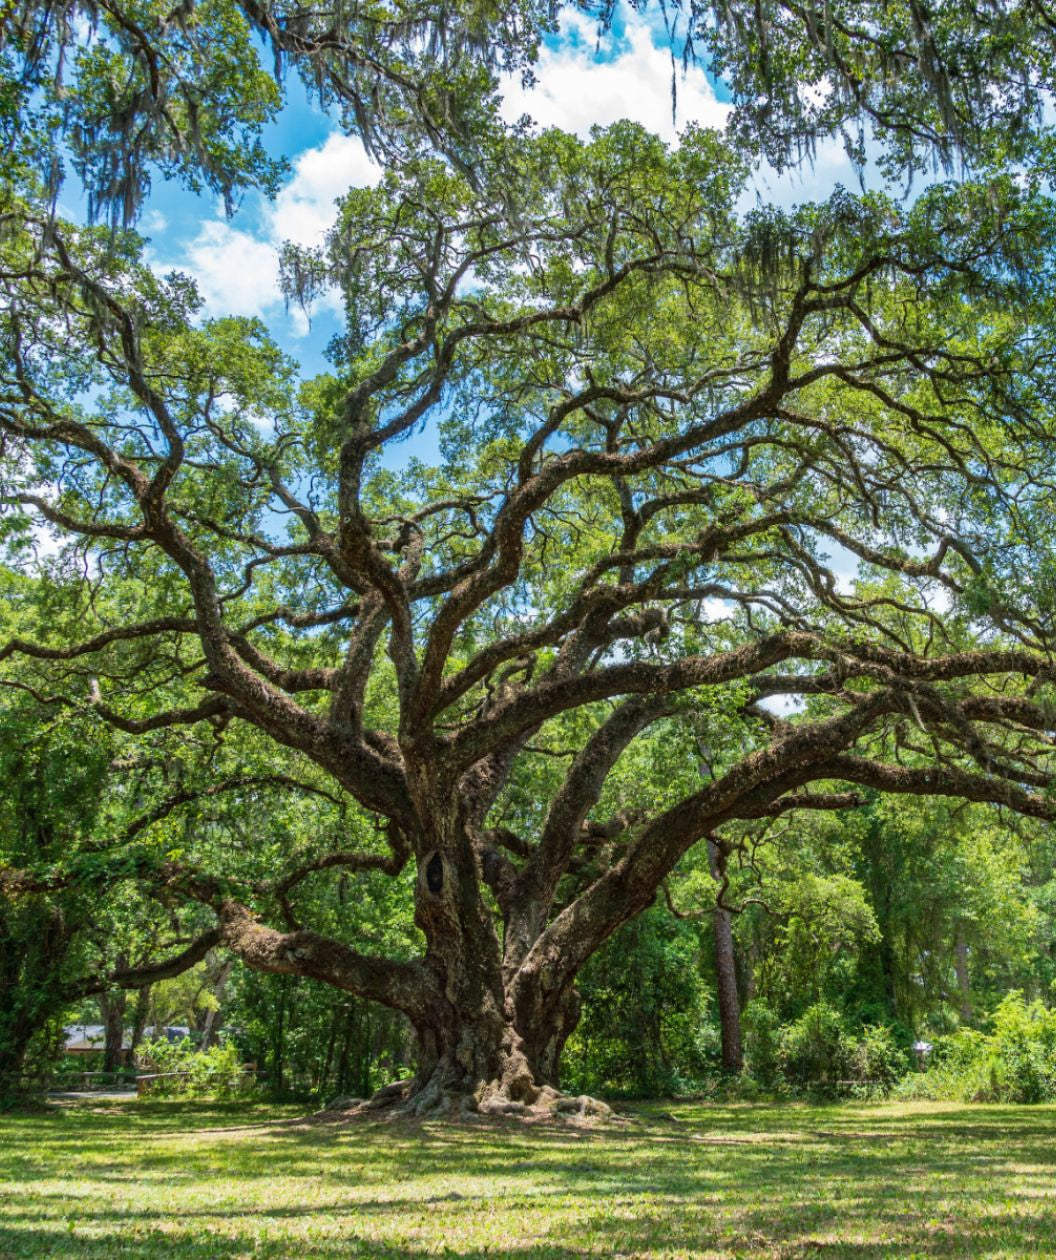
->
xmin=778 ymin=1002 xmax=853 ymax=1093
xmin=850 ymin=1023 xmax=910 ymax=1091
xmin=893 ymin=994 xmax=1056 ymax=1103
xmin=138 ymin=1038 xmax=259 ymax=1099
xmin=742 ymin=1001 xmax=908 ymax=1098
xmin=985 ymin=993 xmax=1056 ymax=1103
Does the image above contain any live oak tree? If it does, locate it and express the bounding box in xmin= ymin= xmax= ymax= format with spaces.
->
xmin=6 ymin=108 xmax=1056 ymax=1113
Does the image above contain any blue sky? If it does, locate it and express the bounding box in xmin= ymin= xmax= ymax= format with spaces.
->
xmin=97 ymin=9 xmax=862 ymax=382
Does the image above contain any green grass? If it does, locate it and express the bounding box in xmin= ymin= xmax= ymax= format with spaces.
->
xmin=1 ymin=1097 xmax=1055 ymax=1257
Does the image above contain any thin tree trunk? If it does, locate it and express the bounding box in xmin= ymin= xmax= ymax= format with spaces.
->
xmin=742 ymin=936 xmax=759 ymax=1003
xmin=129 ymin=985 xmax=150 ymax=1057
xmin=954 ymin=927 xmax=972 ymax=1022
xmin=273 ymin=975 xmax=287 ymax=1096
xmin=320 ymin=1009 xmax=338 ymax=1097
xmin=199 ymin=959 xmax=233 ymax=1051
xmin=100 ymin=986 xmax=126 ymax=1074
xmin=708 ymin=839 xmax=743 ymax=1074
xmin=337 ymin=1012 xmax=353 ymax=1097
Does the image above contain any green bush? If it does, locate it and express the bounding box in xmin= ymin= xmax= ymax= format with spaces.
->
xmin=743 ymin=1001 xmax=907 ymax=1098
xmin=850 ymin=1023 xmax=910 ymax=1091
xmin=779 ymin=1002 xmax=853 ymax=1092
xmin=743 ymin=999 xmax=783 ymax=1086
xmin=228 ymin=971 xmax=414 ymax=1101
xmin=138 ymin=1038 xmax=259 ymax=1100
xmin=985 ymin=993 xmax=1056 ymax=1102
xmin=894 ymin=994 xmax=1056 ymax=1103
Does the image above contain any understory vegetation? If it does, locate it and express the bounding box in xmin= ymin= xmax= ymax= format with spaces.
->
xmin=135 ymin=1040 xmax=261 ymax=1101
xmin=14 ymin=791 xmax=1056 ymax=1108
xmin=894 ymin=994 xmax=1056 ymax=1105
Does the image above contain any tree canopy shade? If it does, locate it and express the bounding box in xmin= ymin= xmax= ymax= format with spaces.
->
xmin=5 ymin=113 xmax=1056 ymax=1112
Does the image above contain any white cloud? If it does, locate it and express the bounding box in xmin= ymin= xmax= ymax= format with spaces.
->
xmin=500 ymin=12 xmax=729 ymax=141
xmin=154 ymin=133 xmax=381 ymax=330
xmin=271 ymin=134 xmax=381 ymax=248
xmin=180 ymin=221 xmax=282 ymax=317
xmin=142 ymin=208 xmax=169 ymax=234
xmin=700 ymin=597 xmax=732 ymax=622
xmin=166 ymin=25 xmax=725 ymax=332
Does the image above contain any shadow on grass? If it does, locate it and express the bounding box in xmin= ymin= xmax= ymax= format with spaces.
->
xmin=3 ymin=1100 xmax=1056 ymax=1256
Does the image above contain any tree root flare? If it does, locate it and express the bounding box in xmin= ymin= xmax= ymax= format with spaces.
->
xmin=323 ymin=1078 xmax=617 ymax=1124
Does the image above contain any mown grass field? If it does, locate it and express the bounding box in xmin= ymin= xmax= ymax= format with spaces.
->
xmin=1 ymin=1096 xmax=1055 ymax=1257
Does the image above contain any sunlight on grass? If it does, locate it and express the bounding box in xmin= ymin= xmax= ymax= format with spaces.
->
xmin=2 ymin=1098 xmax=1056 ymax=1256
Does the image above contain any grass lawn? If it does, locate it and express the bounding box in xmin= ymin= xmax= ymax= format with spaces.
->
xmin=1 ymin=1097 xmax=1055 ymax=1257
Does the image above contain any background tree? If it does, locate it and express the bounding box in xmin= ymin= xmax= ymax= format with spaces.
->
xmin=0 ymin=561 xmax=363 ymax=1097
xmin=0 ymin=690 xmax=225 ymax=1095
xmin=561 ymin=904 xmax=714 ymax=1097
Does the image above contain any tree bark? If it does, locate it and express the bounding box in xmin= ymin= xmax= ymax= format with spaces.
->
xmin=708 ymin=839 xmax=743 ymax=1074
xmin=334 ymin=792 xmax=599 ymax=1116
xmin=199 ymin=958 xmax=233 ymax=1051
xmin=408 ymin=848 xmax=541 ymax=1113
xmin=0 ymin=1009 xmax=34 ymax=1086
xmin=100 ymin=983 xmax=127 ymax=1073
xmin=954 ymin=927 xmax=972 ymax=1023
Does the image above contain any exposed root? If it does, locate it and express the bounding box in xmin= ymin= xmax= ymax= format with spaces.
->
xmin=324 ymin=1077 xmax=616 ymax=1125
xmin=476 ymin=1083 xmax=614 ymax=1122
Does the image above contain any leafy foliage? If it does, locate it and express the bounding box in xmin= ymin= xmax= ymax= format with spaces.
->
xmin=138 ymin=1037 xmax=261 ymax=1099
xmin=898 ymin=993 xmax=1056 ymax=1104
xmin=562 ymin=907 xmax=714 ymax=1096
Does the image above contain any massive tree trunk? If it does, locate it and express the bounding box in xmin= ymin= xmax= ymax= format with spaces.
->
xmin=0 ymin=1009 xmax=35 ymax=1090
xmin=402 ymin=960 xmax=588 ymax=1116
xmin=398 ymin=799 xmax=576 ymax=1116
xmin=217 ymin=795 xmax=603 ymax=1117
